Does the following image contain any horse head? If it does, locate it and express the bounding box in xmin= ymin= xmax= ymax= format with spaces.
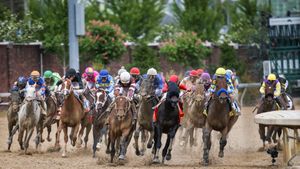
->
xmin=95 ymin=88 xmax=107 ymax=112
xmin=61 ymin=79 xmax=73 ymax=98
xmin=193 ymin=79 xmax=205 ymax=102
xmin=140 ymin=78 xmax=155 ymax=101
xmin=114 ymin=96 xmax=131 ymax=121
xmin=264 ymin=81 xmax=276 ymax=104
xmin=214 ymin=76 xmax=228 ymax=104
xmin=10 ymin=90 xmax=21 ymax=112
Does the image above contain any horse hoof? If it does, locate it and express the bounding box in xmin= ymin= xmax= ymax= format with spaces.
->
xmin=218 ymin=151 xmax=224 ymax=158
xmin=257 ymin=147 xmax=265 ymax=152
xmin=166 ymin=154 xmax=172 ymax=161
xmin=202 ymin=160 xmax=209 ymax=166
xmin=135 ymin=150 xmax=140 ymax=156
xmin=41 ymin=138 xmax=45 ymax=143
xmin=106 ymin=149 xmax=111 ymax=154
xmin=119 ymin=154 xmax=125 ymax=160
xmin=62 ymin=153 xmax=67 ymax=158
xmin=96 ymin=143 xmax=101 ymax=149
xmin=47 ymin=137 xmax=52 ymax=142
xmin=152 ymin=157 xmax=160 ymax=164
xmin=147 ymin=142 xmax=153 ymax=149
xmin=25 ymin=151 xmax=32 ymax=155
xmin=76 ymin=143 xmax=82 ymax=148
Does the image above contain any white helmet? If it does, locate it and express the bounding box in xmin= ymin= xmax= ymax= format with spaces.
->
xmin=147 ymin=68 xmax=157 ymax=76
xmin=118 ymin=67 xmax=127 ymax=76
xmin=226 ymin=69 xmax=233 ymax=76
xmin=120 ymin=72 xmax=131 ymax=84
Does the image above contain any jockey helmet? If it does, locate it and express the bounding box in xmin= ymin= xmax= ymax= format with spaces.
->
xmin=99 ymin=69 xmax=109 ymax=78
xmin=267 ymin=73 xmax=276 ymax=81
xmin=200 ymin=73 xmax=211 ymax=81
xmin=44 ymin=70 xmax=53 ymax=79
xmin=169 ymin=75 xmax=179 ymax=83
xmin=30 ymin=70 xmax=40 ymax=77
xmin=215 ymin=67 xmax=226 ymax=76
xmin=130 ymin=67 xmax=140 ymax=75
xmin=226 ymin=69 xmax=233 ymax=77
xmin=17 ymin=76 xmax=27 ymax=85
xmin=120 ymin=72 xmax=131 ymax=84
xmin=189 ymin=70 xmax=198 ymax=77
xmin=196 ymin=68 xmax=204 ymax=75
xmin=147 ymin=68 xmax=157 ymax=76
xmin=85 ymin=67 xmax=94 ymax=75
xmin=118 ymin=66 xmax=127 ymax=76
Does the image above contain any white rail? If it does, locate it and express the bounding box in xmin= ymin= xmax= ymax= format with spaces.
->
xmin=238 ymin=83 xmax=261 ymax=107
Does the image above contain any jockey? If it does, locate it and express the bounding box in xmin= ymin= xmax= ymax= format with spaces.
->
xmin=143 ymin=68 xmax=164 ymax=99
xmin=11 ymin=76 xmax=28 ymax=101
xmin=277 ymin=74 xmax=292 ymax=109
xmin=231 ymin=68 xmax=240 ymax=89
xmin=259 ymin=73 xmax=286 ymax=110
xmin=96 ymin=69 xmax=114 ymax=98
xmin=114 ymin=66 xmax=127 ymax=82
xmin=226 ymin=69 xmax=239 ymax=100
xmin=43 ymin=70 xmax=61 ymax=92
xmin=200 ymin=72 xmax=211 ymax=97
xmin=60 ymin=68 xmax=89 ymax=112
xmin=105 ymin=71 xmax=137 ymax=123
xmin=26 ymin=70 xmax=47 ymax=115
xmin=206 ymin=67 xmax=241 ymax=115
xmin=130 ymin=67 xmax=143 ymax=93
xmin=180 ymin=70 xmax=199 ymax=90
xmin=82 ymin=67 xmax=99 ymax=89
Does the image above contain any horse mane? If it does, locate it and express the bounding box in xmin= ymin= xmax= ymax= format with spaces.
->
xmin=214 ymin=76 xmax=227 ymax=97
xmin=166 ymin=81 xmax=180 ymax=100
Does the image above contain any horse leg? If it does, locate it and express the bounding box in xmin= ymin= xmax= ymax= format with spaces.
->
xmin=140 ymin=130 xmax=148 ymax=156
xmin=147 ymin=130 xmax=154 ymax=149
xmin=180 ymin=126 xmax=188 ymax=147
xmin=92 ymin=125 xmax=100 ymax=158
xmin=47 ymin=125 xmax=52 ymax=142
xmin=76 ymin=123 xmax=85 ymax=148
xmin=84 ymin=123 xmax=92 ymax=149
xmin=202 ymin=126 xmax=212 ymax=166
xmin=162 ymin=135 xmax=171 ymax=164
xmin=258 ymin=124 xmax=266 ymax=151
xmin=62 ymin=125 xmax=68 ymax=157
xmin=134 ymin=126 xmax=141 ymax=156
xmin=7 ymin=122 xmax=14 ymax=151
xmin=189 ymin=127 xmax=195 ymax=148
xmin=193 ymin=128 xmax=198 ymax=146
xmin=25 ymin=128 xmax=34 ymax=155
xmin=110 ymin=136 xmax=115 ymax=163
xmin=18 ymin=128 xmax=24 ymax=150
xmin=219 ymin=127 xmax=228 ymax=158
xmin=73 ymin=123 xmax=80 ymax=147
xmin=106 ymin=131 xmax=111 ymax=154
xmin=153 ymin=125 xmax=162 ymax=163
xmin=55 ymin=121 xmax=63 ymax=149
xmin=119 ymin=130 xmax=131 ymax=160
xmin=165 ymin=125 xmax=178 ymax=162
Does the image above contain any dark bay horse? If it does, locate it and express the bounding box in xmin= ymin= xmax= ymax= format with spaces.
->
xmin=7 ymin=90 xmax=21 ymax=151
xmin=55 ymin=79 xmax=85 ymax=157
xmin=107 ymin=96 xmax=134 ymax=163
xmin=181 ymin=80 xmax=206 ymax=147
xmin=202 ymin=76 xmax=239 ymax=166
xmin=77 ymin=87 xmax=94 ymax=148
xmin=134 ymin=78 xmax=156 ymax=156
xmin=42 ymin=93 xmax=58 ymax=142
xmin=92 ymin=88 xmax=111 ymax=157
xmin=257 ymin=81 xmax=281 ymax=150
xmin=153 ymin=81 xmax=180 ymax=164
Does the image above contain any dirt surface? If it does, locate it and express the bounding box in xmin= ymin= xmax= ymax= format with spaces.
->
xmin=0 ymin=106 xmax=299 ymax=169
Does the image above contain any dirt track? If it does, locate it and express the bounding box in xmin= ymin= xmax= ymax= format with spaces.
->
xmin=0 ymin=107 xmax=299 ymax=169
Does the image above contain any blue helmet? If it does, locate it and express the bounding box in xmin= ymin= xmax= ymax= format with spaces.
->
xmin=17 ymin=76 xmax=27 ymax=85
xmin=99 ymin=69 xmax=109 ymax=78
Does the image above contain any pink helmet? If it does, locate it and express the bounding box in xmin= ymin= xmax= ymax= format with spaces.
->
xmin=85 ymin=67 xmax=94 ymax=75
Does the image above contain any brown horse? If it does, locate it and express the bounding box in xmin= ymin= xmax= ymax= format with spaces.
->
xmin=92 ymin=88 xmax=112 ymax=157
xmin=7 ymin=90 xmax=21 ymax=151
xmin=134 ymin=78 xmax=156 ymax=156
xmin=42 ymin=93 xmax=58 ymax=142
xmin=55 ymin=79 xmax=85 ymax=157
xmin=180 ymin=80 xmax=206 ymax=147
xmin=106 ymin=96 xmax=134 ymax=163
xmin=257 ymin=81 xmax=281 ymax=150
xmin=77 ymin=87 xmax=94 ymax=148
xmin=202 ymin=76 xmax=239 ymax=166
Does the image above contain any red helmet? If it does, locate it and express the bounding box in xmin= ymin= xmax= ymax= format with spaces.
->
xmin=130 ymin=67 xmax=140 ymax=75
xmin=169 ymin=75 xmax=179 ymax=83
xmin=189 ymin=70 xmax=198 ymax=77
xmin=196 ymin=68 xmax=204 ymax=75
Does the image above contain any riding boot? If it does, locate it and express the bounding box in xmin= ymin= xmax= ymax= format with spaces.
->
xmin=231 ymin=101 xmax=241 ymax=116
xmin=40 ymin=100 xmax=47 ymax=116
xmin=131 ymin=101 xmax=137 ymax=125
xmin=275 ymin=97 xmax=286 ymax=110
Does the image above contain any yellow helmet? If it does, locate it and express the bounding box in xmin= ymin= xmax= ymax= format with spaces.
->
xmin=215 ymin=67 xmax=226 ymax=76
xmin=267 ymin=73 xmax=276 ymax=81
xmin=30 ymin=70 xmax=40 ymax=76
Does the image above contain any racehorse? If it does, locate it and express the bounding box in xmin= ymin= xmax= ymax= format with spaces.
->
xmin=202 ymin=76 xmax=239 ymax=166
xmin=18 ymin=85 xmax=42 ymax=154
xmin=152 ymin=81 xmax=180 ymax=164
xmin=55 ymin=79 xmax=85 ymax=157
xmin=180 ymin=80 xmax=206 ymax=147
xmin=77 ymin=87 xmax=94 ymax=148
xmin=42 ymin=92 xmax=58 ymax=142
xmin=134 ymin=78 xmax=156 ymax=156
xmin=92 ymin=88 xmax=111 ymax=157
xmin=7 ymin=90 xmax=21 ymax=151
xmin=106 ymin=96 xmax=135 ymax=163
xmin=257 ymin=80 xmax=282 ymax=150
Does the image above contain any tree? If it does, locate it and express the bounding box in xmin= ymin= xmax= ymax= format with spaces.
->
xmin=28 ymin=0 xmax=68 ymax=59
xmin=80 ymin=20 xmax=127 ymax=67
xmin=173 ymin=0 xmax=224 ymax=41
xmin=126 ymin=41 xmax=160 ymax=74
xmin=160 ymin=31 xmax=211 ymax=69
xmin=101 ymin=0 xmax=165 ymax=40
